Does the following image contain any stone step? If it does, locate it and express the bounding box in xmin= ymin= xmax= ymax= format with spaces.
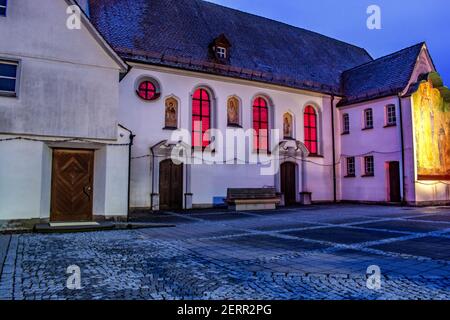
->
xmin=34 ymin=222 xmax=115 ymax=234
xmin=33 ymin=222 xmax=175 ymax=234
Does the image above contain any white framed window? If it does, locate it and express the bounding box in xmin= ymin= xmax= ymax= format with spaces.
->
xmin=215 ymin=46 xmax=227 ymax=59
xmin=0 ymin=59 xmax=19 ymax=97
xmin=364 ymin=108 xmax=373 ymax=129
xmin=0 ymin=0 xmax=7 ymax=16
xmin=364 ymin=156 xmax=375 ymax=176
xmin=386 ymin=104 xmax=397 ymax=126
xmin=342 ymin=113 xmax=350 ymax=134
xmin=346 ymin=157 xmax=355 ymax=177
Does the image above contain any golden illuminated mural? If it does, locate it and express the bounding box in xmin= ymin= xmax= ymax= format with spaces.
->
xmin=165 ymin=97 xmax=178 ymax=128
xmin=227 ymin=97 xmax=240 ymax=126
xmin=412 ymin=72 xmax=450 ymax=180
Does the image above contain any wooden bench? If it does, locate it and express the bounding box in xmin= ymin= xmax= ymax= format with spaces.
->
xmin=226 ymin=188 xmax=280 ymax=211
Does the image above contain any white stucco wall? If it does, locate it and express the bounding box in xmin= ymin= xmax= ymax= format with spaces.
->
xmin=0 ymin=0 xmax=122 ymax=139
xmin=0 ymin=139 xmax=46 ymax=220
xmin=338 ymin=96 xmax=404 ymax=202
xmin=0 ymin=128 xmax=130 ymax=221
xmin=121 ymin=64 xmax=335 ymax=208
xmin=0 ymin=1 xmax=129 ymax=222
xmin=93 ymin=126 xmax=131 ymax=216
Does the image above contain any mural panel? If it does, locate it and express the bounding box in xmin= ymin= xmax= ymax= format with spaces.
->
xmin=283 ymin=113 xmax=293 ymax=138
xmin=412 ymin=72 xmax=450 ymax=180
xmin=165 ymin=97 xmax=178 ymax=128
xmin=227 ymin=97 xmax=240 ymax=126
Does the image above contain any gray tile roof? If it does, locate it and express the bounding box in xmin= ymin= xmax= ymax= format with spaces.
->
xmin=87 ymin=0 xmax=373 ymax=95
xmin=339 ymin=43 xmax=425 ymax=106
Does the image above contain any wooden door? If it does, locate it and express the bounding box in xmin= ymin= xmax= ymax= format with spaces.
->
xmin=388 ymin=161 xmax=401 ymax=203
xmin=51 ymin=149 xmax=94 ymax=222
xmin=281 ymin=162 xmax=297 ymax=206
xmin=159 ymin=159 xmax=183 ymax=210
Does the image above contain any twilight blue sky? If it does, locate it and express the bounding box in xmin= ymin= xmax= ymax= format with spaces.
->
xmin=207 ymin=0 xmax=450 ymax=84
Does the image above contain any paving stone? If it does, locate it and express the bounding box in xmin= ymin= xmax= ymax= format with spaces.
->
xmin=0 ymin=235 xmax=11 ymax=276
xmin=371 ymin=236 xmax=450 ymax=261
xmin=357 ymin=220 xmax=449 ymax=233
xmin=1 ymin=205 xmax=450 ymax=300
xmin=283 ymin=227 xmax=405 ymax=244
xmin=408 ymin=214 xmax=450 ymax=223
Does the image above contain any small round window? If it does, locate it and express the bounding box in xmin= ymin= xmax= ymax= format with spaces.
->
xmin=136 ymin=78 xmax=161 ymax=101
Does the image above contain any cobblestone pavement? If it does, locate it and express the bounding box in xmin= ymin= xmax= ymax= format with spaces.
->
xmin=1 ymin=205 xmax=450 ymax=300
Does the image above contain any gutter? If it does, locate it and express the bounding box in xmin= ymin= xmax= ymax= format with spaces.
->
xmin=398 ymin=95 xmax=407 ymax=204
xmin=330 ymin=95 xmax=337 ymax=202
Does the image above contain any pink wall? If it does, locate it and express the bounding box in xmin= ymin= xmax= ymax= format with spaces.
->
xmin=337 ymin=96 xmax=403 ymax=202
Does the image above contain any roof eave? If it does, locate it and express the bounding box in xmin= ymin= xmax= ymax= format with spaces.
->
xmin=67 ymin=0 xmax=128 ymax=72
xmin=122 ymin=55 xmax=344 ymax=97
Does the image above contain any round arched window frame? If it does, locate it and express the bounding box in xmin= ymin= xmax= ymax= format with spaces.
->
xmin=252 ymin=97 xmax=269 ymax=152
xmin=304 ymin=105 xmax=318 ymax=155
xmin=135 ymin=77 xmax=161 ymax=101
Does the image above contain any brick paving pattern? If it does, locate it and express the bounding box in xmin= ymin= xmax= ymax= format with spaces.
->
xmin=0 ymin=205 xmax=449 ymax=300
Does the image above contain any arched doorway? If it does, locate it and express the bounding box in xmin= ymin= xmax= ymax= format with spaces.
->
xmin=159 ymin=159 xmax=183 ymax=210
xmin=281 ymin=162 xmax=297 ymax=206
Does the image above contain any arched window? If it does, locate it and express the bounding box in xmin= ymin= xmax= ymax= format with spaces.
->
xmin=192 ymin=88 xmax=211 ymax=148
xmin=253 ymin=97 xmax=269 ymax=152
xmin=165 ymin=97 xmax=178 ymax=129
xmin=283 ymin=113 xmax=294 ymax=139
xmin=304 ymin=106 xmax=318 ymax=155
xmin=227 ymin=97 xmax=240 ymax=126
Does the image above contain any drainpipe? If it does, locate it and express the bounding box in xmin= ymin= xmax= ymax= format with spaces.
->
xmin=398 ymin=94 xmax=406 ymax=204
xmin=330 ymin=95 xmax=337 ymax=202
xmin=150 ymin=144 xmax=157 ymax=211
xmin=127 ymin=132 xmax=136 ymax=222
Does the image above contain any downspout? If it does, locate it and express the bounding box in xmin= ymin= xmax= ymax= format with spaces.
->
xmin=150 ymin=146 xmax=156 ymax=211
xmin=127 ymin=132 xmax=136 ymax=222
xmin=398 ymin=94 xmax=406 ymax=204
xmin=330 ymin=95 xmax=337 ymax=202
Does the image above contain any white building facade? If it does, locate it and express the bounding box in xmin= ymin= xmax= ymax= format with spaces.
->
xmin=0 ymin=0 xmax=130 ymax=225
xmin=120 ymin=64 xmax=337 ymax=210
xmin=1 ymin=0 xmax=450 ymax=226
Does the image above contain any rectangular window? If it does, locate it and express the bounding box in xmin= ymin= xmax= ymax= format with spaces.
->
xmin=364 ymin=156 xmax=375 ymax=176
xmin=0 ymin=0 xmax=7 ymax=16
xmin=216 ymin=47 xmax=227 ymax=59
xmin=342 ymin=113 xmax=350 ymax=134
xmin=386 ymin=105 xmax=397 ymax=126
xmin=346 ymin=157 xmax=355 ymax=177
xmin=0 ymin=59 xmax=18 ymax=96
xmin=364 ymin=109 xmax=373 ymax=129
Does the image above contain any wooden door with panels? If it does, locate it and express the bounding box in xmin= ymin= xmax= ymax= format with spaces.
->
xmin=51 ymin=149 xmax=94 ymax=222
xmin=388 ymin=161 xmax=401 ymax=203
xmin=281 ymin=162 xmax=297 ymax=206
xmin=159 ymin=159 xmax=183 ymax=210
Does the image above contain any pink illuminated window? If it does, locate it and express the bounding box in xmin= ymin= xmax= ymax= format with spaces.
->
xmin=304 ymin=106 xmax=318 ymax=155
xmin=137 ymin=80 xmax=159 ymax=101
xmin=253 ymin=97 xmax=269 ymax=152
xmin=192 ymin=88 xmax=211 ymax=148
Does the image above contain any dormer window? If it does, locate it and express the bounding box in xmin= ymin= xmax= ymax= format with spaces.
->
xmin=0 ymin=0 xmax=7 ymax=16
xmin=210 ymin=34 xmax=231 ymax=63
xmin=215 ymin=46 xmax=227 ymax=59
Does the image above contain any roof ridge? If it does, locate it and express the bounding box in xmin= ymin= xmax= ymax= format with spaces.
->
xmin=342 ymin=42 xmax=425 ymax=74
xmin=201 ymin=0 xmax=371 ymax=56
